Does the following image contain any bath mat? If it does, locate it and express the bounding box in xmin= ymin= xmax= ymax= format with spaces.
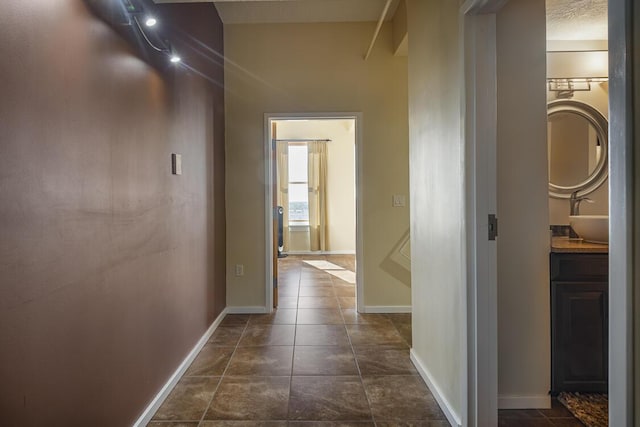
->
xmin=557 ymin=392 xmax=608 ymax=427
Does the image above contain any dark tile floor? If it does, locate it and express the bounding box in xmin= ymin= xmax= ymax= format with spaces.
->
xmin=498 ymin=398 xmax=585 ymax=426
xmin=149 ymin=255 xmax=582 ymax=427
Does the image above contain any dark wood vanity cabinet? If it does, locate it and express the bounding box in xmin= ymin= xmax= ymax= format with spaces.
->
xmin=550 ymin=252 xmax=608 ymax=394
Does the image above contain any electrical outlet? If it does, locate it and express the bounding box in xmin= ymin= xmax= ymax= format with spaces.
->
xmin=235 ymin=264 xmax=244 ymax=276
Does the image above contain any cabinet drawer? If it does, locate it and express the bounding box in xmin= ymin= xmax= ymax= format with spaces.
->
xmin=550 ymin=253 xmax=608 ymax=281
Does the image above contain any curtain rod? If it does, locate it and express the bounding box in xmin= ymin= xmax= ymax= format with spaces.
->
xmin=275 ymin=139 xmax=331 ymax=142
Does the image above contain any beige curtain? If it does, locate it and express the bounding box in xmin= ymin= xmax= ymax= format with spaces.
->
xmin=276 ymin=141 xmax=289 ymax=251
xmin=308 ymin=141 xmax=328 ymax=251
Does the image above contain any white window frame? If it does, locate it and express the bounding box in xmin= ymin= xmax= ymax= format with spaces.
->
xmin=287 ymin=142 xmax=310 ymax=226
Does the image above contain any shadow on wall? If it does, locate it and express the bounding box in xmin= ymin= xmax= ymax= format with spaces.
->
xmin=380 ymin=229 xmax=411 ymax=287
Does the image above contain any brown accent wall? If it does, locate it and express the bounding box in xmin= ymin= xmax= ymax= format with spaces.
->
xmin=634 ymin=0 xmax=640 ymax=422
xmin=0 ymin=1 xmax=225 ymax=425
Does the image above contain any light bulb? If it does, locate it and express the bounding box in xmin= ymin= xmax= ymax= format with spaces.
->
xmin=145 ymin=17 xmax=157 ymax=27
xmin=170 ymin=55 xmax=181 ymax=63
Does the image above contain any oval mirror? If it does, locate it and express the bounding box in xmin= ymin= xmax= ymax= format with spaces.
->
xmin=547 ymin=100 xmax=608 ymax=198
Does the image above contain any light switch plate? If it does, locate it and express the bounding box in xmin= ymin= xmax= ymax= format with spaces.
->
xmin=172 ymin=153 xmax=182 ymax=175
xmin=235 ymin=264 xmax=244 ymax=276
xmin=392 ymin=194 xmax=406 ymax=207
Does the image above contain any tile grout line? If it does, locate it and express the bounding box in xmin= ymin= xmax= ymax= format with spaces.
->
xmin=286 ymin=260 xmax=302 ymax=422
xmin=342 ymin=295 xmax=377 ymax=426
xmin=196 ymin=315 xmax=250 ymax=426
xmin=292 ymin=255 xmax=365 ymax=424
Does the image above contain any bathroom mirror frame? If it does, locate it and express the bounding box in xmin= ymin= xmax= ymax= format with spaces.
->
xmin=547 ymin=99 xmax=609 ymax=199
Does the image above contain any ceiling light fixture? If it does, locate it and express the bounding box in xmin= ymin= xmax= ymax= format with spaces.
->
xmin=121 ymin=0 xmax=142 ymax=13
xmin=120 ymin=0 xmax=183 ymax=66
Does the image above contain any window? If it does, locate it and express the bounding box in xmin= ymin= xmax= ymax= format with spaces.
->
xmin=288 ymin=144 xmax=308 ymax=224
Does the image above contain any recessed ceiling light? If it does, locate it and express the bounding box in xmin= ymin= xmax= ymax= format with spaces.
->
xmin=170 ymin=55 xmax=181 ymax=63
xmin=145 ymin=17 xmax=157 ymax=27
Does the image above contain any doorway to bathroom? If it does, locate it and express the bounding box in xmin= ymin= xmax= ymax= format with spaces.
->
xmin=264 ymin=114 xmax=362 ymax=312
xmin=545 ymin=2 xmax=611 ymax=425
xmin=462 ymin=0 xmax=630 ymax=424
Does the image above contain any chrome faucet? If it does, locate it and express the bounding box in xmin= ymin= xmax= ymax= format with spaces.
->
xmin=569 ymin=191 xmax=593 ymax=216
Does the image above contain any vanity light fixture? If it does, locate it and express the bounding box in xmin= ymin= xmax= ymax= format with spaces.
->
xmin=547 ymin=50 xmax=608 ymax=93
xmin=548 ymin=77 xmax=608 ymax=92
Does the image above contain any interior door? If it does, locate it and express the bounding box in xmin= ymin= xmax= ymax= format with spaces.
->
xmin=463 ymin=6 xmax=500 ymax=425
xmin=272 ymin=121 xmax=278 ymax=308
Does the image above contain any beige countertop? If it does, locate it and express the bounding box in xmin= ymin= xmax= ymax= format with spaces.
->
xmin=551 ymin=236 xmax=609 ymax=253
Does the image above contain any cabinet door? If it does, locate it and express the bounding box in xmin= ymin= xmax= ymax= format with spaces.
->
xmin=552 ymin=281 xmax=608 ymax=393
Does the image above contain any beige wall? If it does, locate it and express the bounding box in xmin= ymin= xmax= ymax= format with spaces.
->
xmin=547 ymin=80 xmax=609 ymax=225
xmin=497 ymin=0 xmax=551 ymax=408
xmin=224 ymin=22 xmax=410 ymax=309
xmin=275 ymin=119 xmax=356 ymax=253
xmin=407 ymin=0 xmax=465 ymax=420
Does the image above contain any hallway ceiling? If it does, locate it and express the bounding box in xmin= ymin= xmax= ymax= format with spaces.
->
xmin=155 ymin=0 xmax=400 ymax=24
xmin=155 ymin=0 xmax=607 ymax=40
xmin=546 ymin=0 xmax=608 ymax=40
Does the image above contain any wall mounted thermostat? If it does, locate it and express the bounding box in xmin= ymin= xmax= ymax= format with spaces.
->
xmin=171 ymin=153 xmax=182 ymax=175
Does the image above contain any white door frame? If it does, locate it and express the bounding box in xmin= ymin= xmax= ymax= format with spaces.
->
xmin=608 ymin=0 xmax=636 ymax=423
xmin=263 ymin=112 xmax=364 ymax=313
xmin=461 ymin=1 xmax=505 ymax=425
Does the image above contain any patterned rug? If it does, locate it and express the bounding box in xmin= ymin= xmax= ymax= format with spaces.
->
xmin=558 ymin=392 xmax=608 ymax=427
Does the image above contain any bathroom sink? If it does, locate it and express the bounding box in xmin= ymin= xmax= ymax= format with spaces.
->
xmin=569 ymin=215 xmax=609 ymax=244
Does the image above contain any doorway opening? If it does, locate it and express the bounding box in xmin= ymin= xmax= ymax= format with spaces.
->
xmin=264 ymin=114 xmax=363 ymax=312
xmin=545 ymin=1 xmax=610 ymax=425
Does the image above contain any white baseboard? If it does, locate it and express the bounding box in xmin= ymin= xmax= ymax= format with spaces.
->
xmin=133 ymin=308 xmax=228 ymax=427
xmin=363 ymin=305 xmax=412 ymax=313
xmin=410 ymin=349 xmax=462 ymax=427
xmin=284 ymin=250 xmax=356 ymax=255
xmin=226 ymin=306 xmax=269 ymax=314
xmin=498 ymin=394 xmax=551 ymax=409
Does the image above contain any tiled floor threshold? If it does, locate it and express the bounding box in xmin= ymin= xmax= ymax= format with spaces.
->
xmin=147 ymin=255 xmax=583 ymax=426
